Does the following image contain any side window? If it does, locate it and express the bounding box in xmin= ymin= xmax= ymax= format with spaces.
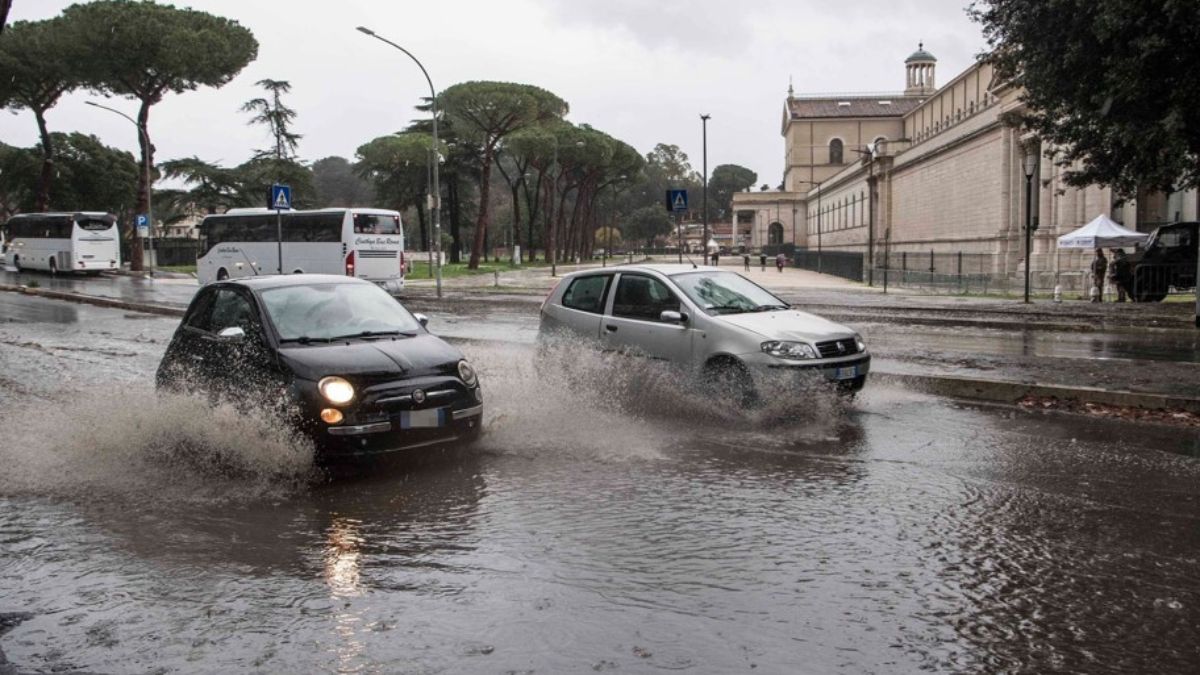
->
xmin=209 ymin=289 xmax=260 ymax=334
xmin=612 ymin=275 xmax=680 ymax=322
xmin=561 ymin=275 xmax=611 ymax=313
xmin=183 ymin=290 xmax=219 ymax=332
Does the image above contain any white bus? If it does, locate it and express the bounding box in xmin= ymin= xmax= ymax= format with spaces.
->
xmin=2 ymin=212 xmax=121 ymax=274
xmin=196 ymin=208 xmax=406 ymax=292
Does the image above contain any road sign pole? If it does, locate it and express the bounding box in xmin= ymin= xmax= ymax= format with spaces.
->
xmin=277 ymin=209 xmax=283 ymax=275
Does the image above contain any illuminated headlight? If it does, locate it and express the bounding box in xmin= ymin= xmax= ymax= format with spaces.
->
xmin=458 ymin=360 xmax=478 ymax=387
xmin=761 ymin=340 xmax=817 ymax=360
xmin=854 ymin=334 xmax=866 ymax=353
xmin=318 ymin=376 xmax=355 ymax=405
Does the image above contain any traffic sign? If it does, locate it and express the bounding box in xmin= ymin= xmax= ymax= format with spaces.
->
xmin=136 ymin=213 xmax=149 ymax=238
xmin=268 ymin=184 xmax=292 ymax=210
xmin=666 ymin=189 xmax=688 ymax=213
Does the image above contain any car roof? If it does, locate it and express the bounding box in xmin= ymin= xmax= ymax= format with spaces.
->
xmin=214 ymin=273 xmax=369 ymax=291
xmin=565 ymin=263 xmax=724 ymax=278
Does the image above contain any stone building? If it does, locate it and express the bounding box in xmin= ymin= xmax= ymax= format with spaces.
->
xmin=732 ymin=44 xmax=1200 ymax=286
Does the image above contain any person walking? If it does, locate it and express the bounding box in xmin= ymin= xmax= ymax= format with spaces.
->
xmin=712 ymin=251 xmax=720 ymax=267
xmin=1089 ymin=250 xmax=1108 ymax=302
xmin=775 ymin=252 xmax=786 ymax=273
xmin=742 ymin=253 xmax=751 ymax=271
xmin=1111 ymin=249 xmax=1132 ymax=302
xmin=759 ymin=252 xmax=767 ymax=271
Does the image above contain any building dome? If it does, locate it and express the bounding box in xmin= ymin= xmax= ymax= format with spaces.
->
xmin=905 ymin=42 xmax=937 ymax=63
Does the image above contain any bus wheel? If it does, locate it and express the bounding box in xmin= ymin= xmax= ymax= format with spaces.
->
xmin=292 ymin=269 xmax=303 ymax=274
xmin=216 ymin=268 xmax=229 ymax=281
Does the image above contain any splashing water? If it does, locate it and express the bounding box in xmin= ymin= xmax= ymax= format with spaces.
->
xmin=0 ymin=385 xmax=316 ymax=504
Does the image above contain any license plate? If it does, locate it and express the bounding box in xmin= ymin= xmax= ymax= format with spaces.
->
xmin=834 ymin=366 xmax=858 ymax=380
xmin=398 ymin=408 xmax=447 ymax=429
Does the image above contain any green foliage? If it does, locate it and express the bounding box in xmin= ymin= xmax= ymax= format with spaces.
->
xmin=64 ymin=0 xmax=258 ymax=105
xmin=0 ymin=133 xmax=139 ymax=214
xmin=159 ymin=156 xmax=240 ymax=214
xmin=242 ymin=79 xmax=302 ymax=161
xmin=354 ymin=133 xmax=444 ymax=211
xmin=623 ymin=205 xmax=673 ymax=247
xmin=233 ymin=157 xmax=315 ymax=208
xmin=708 ymin=164 xmax=757 ymax=219
xmin=312 ymin=156 xmax=374 ymax=208
xmin=972 ymin=0 xmax=1200 ymax=195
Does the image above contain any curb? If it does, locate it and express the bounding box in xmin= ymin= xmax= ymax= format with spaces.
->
xmin=874 ymin=371 xmax=1200 ymax=415
xmin=4 ymin=283 xmax=1197 ymax=416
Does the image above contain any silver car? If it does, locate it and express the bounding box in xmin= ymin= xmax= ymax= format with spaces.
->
xmin=538 ymin=264 xmax=869 ymax=403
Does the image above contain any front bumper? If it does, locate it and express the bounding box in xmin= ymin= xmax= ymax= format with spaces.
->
xmin=741 ymin=351 xmax=872 ymax=388
xmin=318 ymin=404 xmax=482 ymax=457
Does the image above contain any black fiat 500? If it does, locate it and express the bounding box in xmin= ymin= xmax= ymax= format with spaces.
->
xmin=156 ymin=274 xmax=483 ymax=458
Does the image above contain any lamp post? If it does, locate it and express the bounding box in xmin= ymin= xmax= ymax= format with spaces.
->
xmin=1022 ymin=148 xmax=1038 ymax=304
xmin=701 ymin=113 xmax=710 ymax=264
xmin=357 ymin=26 xmax=442 ymax=299
xmin=86 ymin=100 xmax=154 ymax=278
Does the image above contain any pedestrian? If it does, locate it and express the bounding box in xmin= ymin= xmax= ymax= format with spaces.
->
xmin=1089 ymin=249 xmax=1108 ymax=302
xmin=1111 ymin=249 xmax=1132 ymax=302
xmin=759 ymin=252 xmax=767 ymax=271
xmin=712 ymin=251 xmax=720 ymax=267
xmin=742 ymin=253 xmax=751 ymax=271
xmin=775 ymin=252 xmax=786 ymax=273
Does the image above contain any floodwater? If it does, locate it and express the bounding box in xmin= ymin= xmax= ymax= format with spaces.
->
xmin=2 ymin=297 xmax=1200 ymax=673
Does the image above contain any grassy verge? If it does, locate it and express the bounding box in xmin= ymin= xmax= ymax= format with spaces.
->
xmin=159 ymin=264 xmax=196 ymax=275
xmin=407 ymin=260 xmax=550 ymax=279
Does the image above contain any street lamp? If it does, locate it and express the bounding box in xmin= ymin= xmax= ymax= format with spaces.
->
xmin=701 ymin=113 xmax=710 ymax=264
xmin=1022 ymin=147 xmax=1038 ymax=304
xmin=357 ymin=26 xmax=443 ymax=299
xmin=86 ymin=100 xmax=154 ymax=278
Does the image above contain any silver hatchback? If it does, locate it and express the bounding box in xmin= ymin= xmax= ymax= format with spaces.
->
xmin=538 ymin=264 xmax=869 ymax=403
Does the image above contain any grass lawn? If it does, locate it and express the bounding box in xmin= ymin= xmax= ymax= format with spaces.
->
xmin=407 ymin=260 xmax=550 ymax=279
xmin=159 ymin=264 xmax=196 ymax=275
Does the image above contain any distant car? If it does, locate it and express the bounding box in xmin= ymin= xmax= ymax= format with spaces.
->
xmin=538 ymin=264 xmax=869 ymax=404
xmin=1130 ymin=222 xmax=1198 ymax=302
xmin=156 ymin=274 xmax=482 ymax=458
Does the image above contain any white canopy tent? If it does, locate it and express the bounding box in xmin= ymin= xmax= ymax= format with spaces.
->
xmin=1057 ymin=214 xmax=1149 ymax=249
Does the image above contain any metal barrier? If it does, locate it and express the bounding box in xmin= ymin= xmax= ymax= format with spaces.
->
xmin=1131 ymin=262 xmax=1197 ymax=302
xmin=792 ymin=249 xmax=863 ymax=282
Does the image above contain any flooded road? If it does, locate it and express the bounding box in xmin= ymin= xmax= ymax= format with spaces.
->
xmin=2 ymin=296 xmax=1200 ymax=673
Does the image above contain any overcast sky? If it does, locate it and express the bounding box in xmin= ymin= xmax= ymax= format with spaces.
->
xmin=2 ymin=0 xmax=986 ymax=189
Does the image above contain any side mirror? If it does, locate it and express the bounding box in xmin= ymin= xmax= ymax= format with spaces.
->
xmin=217 ymin=326 xmax=246 ymax=341
xmin=413 ymin=313 xmax=429 ymax=327
xmin=660 ymin=310 xmax=687 ymax=324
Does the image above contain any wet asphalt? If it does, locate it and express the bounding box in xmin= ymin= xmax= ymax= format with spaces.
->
xmin=1 ymin=293 xmax=1200 ymax=673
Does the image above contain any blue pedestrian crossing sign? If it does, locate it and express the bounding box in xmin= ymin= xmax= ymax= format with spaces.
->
xmin=268 ymin=184 xmax=292 ymax=210
xmin=666 ymin=189 xmax=688 ymax=213
xmin=135 ymin=214 xmax=149 ymax=237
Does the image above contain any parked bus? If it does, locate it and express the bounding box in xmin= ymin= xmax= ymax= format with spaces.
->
xmin=2 ymin=212 xmax=121 ymax=274
xmin=196 ymin=208 xmax=406 ymax=292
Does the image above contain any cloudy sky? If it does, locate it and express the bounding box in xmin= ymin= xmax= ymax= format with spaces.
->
xmin=2 ymin=0 xmax=986 ymax=188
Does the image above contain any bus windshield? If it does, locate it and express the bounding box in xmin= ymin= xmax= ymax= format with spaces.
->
xmin=77 ymin=218 xmax=114 ymax=232
xmin=353 ymin=213 xmax=400 ymax=234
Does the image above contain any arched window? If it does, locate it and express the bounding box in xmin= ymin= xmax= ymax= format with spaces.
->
xmin=768 ymin=222 xmax=784 ymax=245
xmin=829 ymin=139 xmax=843 ymax=165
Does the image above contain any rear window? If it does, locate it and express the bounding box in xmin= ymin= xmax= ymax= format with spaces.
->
xmin=561 ymin=275 xmax=611 ymax=314
xmin=77 ymin=218 xmax=114 ymax=231
xmin=353 ymin=214 xmax=401 ymax=234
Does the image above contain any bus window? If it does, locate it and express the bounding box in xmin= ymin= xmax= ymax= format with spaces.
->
xmin=77 ymin=218 xmax=114 ymax=232
xmin=353 ymin=214 xmax=400 ymax=235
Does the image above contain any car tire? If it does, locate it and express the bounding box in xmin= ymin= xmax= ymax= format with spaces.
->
xmin=703 ymin=358 xmax=757 ymax=409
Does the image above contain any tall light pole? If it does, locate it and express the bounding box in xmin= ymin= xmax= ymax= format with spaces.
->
xmin=1022 ymin=148 xmax=1038 ymax=304
xmin=86 ymin=100 xmax=154 ymax=278
xmin=701 ymin=114 xmax=710 ymax=264
xmin=357 ymin=26 xmax=442 ymax=299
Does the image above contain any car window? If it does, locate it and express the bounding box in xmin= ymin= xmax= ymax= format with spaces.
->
xmin=612 ymin=274 xmax=680 ymax=322
xmin=183 ymin=290 xmax=218 ymax=331
xmin=561 ymin=275 xmax=611 ymax=313
xmin=209 ymin=289 xmax=261 ymax=335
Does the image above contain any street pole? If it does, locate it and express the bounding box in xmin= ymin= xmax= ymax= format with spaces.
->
xmin=550 ymin=141 xmax=560 ymax=277
xmin=86 ymin=100 xmax=154 ymax=278
xmin=677 ymin=212 xmax=683 ymax=264
xmin=358 ymin=26 xmax=442 ymax=299
xmin=1022 ymin=148 xmax=1037 ymax=304
xmin=701 ymin=113 xmax=710 ymax=264
xmin=816 ymin=186 xmax=822 ymax=274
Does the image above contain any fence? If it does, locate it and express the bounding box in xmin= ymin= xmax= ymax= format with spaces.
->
xmin=792 ymin=249 xmax=863 ymax=283
xmin=121 ymin=237 xmax=200 ymax=268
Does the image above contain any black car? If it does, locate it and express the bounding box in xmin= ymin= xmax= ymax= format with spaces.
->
xmin=156 ymin=275 xmax=482 ymax=458
xmin=1131 ymin=222 xmax=1198 ymax=302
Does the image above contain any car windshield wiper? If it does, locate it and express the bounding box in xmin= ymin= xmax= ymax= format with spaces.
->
xmin=279 ymin=335 xmax=335 ymax=344
xmin=328 ymin=329 xmax=416 ymax=340
xmin=708 ymin=304 xmax=752 ymax=314
xmin=753 ymin=304 xmax=791 ymax=312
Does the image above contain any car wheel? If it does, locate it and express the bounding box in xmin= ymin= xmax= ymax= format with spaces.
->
xmin=216 ymin=268 xmax=229 ymax=281
xmin=703 ymin=358 xmax=757 ymax=408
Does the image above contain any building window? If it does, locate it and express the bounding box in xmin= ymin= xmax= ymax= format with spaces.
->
xmin=768 ymin=222 xmax=784 ymax=245
xmin=829 ymin=139 xmax=843 ymax=165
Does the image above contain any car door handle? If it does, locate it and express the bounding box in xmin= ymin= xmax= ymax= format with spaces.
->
xmin=189 ymin=354 xmax=204 ymax=362
xmin=605 ymin=325 xmax=618 ymax=333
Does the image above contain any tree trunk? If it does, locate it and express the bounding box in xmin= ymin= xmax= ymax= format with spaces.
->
xmin=510 ymin=182 xmax=522 ymax=263
xmin=33 ymin=108 xmax=54 ymax=212
xmin=524 ymin=171 xmax=542 ymax=260
xmin=415 ymin=200 xmax=428 ymax=251
xmin=129 ymin=100 xmax=154 ymax=272
xmin=468 ymin=143 xmax=495 ymax=269
xmin=448 ymin=177 xmax=462 ymax=264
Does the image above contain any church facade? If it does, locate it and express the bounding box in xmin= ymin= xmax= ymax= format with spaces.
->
xmin=732 ymin=45 xmax=1199 ymax=285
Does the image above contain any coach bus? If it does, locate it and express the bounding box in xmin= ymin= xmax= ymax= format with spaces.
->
xmin=196 ymin=208 xmax=406 ymax=292
xmin=2 ymin=212 xmax=121 ymax=274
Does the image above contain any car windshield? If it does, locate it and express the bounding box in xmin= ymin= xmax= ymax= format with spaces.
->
xmin=671 ymin=271 xmax=789 ymax=315
xmin=260 ymin=283 xmax=421 ymax=341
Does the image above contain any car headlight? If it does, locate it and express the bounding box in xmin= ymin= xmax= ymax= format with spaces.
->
xmin=318 ymin=376 xmax=355 ymax=405
xmin=458 ymin=360 xmax=478 ymax=387
xmin=761 ymin=340 xmax=817 ymax=360
xmin=854 ymin=334 xmax=866 ymax=353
